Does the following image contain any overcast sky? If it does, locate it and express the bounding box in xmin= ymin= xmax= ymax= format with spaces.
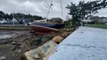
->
xmin=0 ymin=0 xmax=107 ymax=19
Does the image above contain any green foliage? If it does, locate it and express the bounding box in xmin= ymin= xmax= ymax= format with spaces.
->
xmin=0 ymin=11 xmax=43 ymax=20
xmin=86 ymin=24 xmax=107 ymax=29
xmin=0 ymin=11 xmax=5 ymax=20
xmin=64 ymin=20 xmax=72 ymax=28
xmin=66 ymin=0 xmax=107 ymax=25
xmin=0 ymin=26 xmax=30 ymax=30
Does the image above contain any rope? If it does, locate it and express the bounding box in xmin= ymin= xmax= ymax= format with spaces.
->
xmin=60 ymin=0 xmax=63 ymax=19
xmin=46 ymin=0 xmax=64 ymax=19
xmin=46 ymin=0 xmax=54 ymax=19
xmin=45 ymin=1 xmax=53 ymax=13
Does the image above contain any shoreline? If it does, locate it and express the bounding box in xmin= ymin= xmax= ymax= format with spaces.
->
xmin=0 ymin=28 xmax=73 ymax=60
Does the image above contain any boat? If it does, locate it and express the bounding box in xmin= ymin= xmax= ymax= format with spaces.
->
xmin=30 ymin=24 xmax=59 ymax=34
xmin=29 ymin=22 xmax=64 ymax=29
xmin=29 ymin=22 xmax=64 ymax=34
xmin=29 ymin=0 xmax=64 ymax=34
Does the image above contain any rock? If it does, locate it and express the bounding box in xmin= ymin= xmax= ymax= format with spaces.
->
xmin=41 ymin=35 xmax=54 ymax=43
xmin=66 ymin=29 xmax=72 ymax=32
xmin=52 ymin=35 xmax=63 ymax=43
xmin=11 ymin=43 xmax=21 ymax=51
xmin=43 ymin=48 xmax=56 ymax=60
xmin=25 ymin=52 xmax=40 ymax=60
xmin=25 ymin=41 xmax=57 ymax=60
xmin=31 ymin=36 xmax=43 ymax=46
xmin=12 ymin=41 xmax=17 ymax=45
xmin=0 ymin=56 xmax=6 ymax=60
xmin=61 ymin=32 xmax=70 ymax=38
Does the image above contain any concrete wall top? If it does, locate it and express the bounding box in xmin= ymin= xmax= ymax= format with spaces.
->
xmin=48 ymin=26 xmax=107 ymax=60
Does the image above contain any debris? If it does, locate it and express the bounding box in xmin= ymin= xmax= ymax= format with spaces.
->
xmin=11 ymin=41 xmax=17 ymax=45
xmin=52 ymin=35 xmax=63 ymax=44
xmin=43 ymin=48 xmax=56 ymax=60
xmin=11 ymin=43 xmax=21 ymax=51
xmin=25 ymin=41 xmax=57 ymax=60
xmin=61 ymin=32 xmax=70 ymax=38
xmin=0 ymin=56 xmax=6 ymax=60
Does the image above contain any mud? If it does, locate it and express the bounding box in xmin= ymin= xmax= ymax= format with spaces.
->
xmin=0 ymin=31 xmax=55 ymax=60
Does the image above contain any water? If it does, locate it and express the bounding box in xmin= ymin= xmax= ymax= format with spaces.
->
xmin=0 ymin=32 xmax=15 ymax=39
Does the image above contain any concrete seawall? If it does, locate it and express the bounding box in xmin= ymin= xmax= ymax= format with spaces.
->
xmin=48 ymin=26 xmax=107 ymax=60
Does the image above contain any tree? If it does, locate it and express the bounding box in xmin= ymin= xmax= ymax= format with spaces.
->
xmin=4 ymin=14 xmax=10 ymax=19
xmin=66 ymin=0 xmax=107 ymax=25
xmin=0 ymin=11 xmax=43 ymax=22
xmin=0 ymin=11 xmax=5 ymax=20
xmin=8 ymin=14 xmax=13 ymax=20
xmin=32 ymin=15 xmax=43 ymax=20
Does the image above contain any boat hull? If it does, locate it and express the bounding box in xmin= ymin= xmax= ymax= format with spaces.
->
xmin=30 ymin=25 xmax=59 ymax=34
xmin=30 ymin=22 xmax=64 ymax=29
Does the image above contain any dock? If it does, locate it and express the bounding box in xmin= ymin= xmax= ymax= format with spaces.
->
xmin=48 ymin=26 xmax=107 ymax=60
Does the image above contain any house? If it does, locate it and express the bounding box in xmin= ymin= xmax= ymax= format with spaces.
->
xmin=22 ymin=18 xmax=33 ymax=24
xmin=5 ymin=19 xmax=12 ymax=24
xmin=83 ymin=15 xmax=93 ymax=23
xmin=0 ymin=19 xmax=7 ymax=24
xmin=82 ymin=19 xmax=92 ymax=23
xmin=99 ymin=17 xmax=107 ymax=23
xmin=85 ymin=15 xmax=107 ymax=23
xmin=17 ymin=18 xmax=33 ymax=24
xmin=12 ymin=18 xmax=18 ymax=24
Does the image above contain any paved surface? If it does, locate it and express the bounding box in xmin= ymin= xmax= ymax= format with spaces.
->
xmin=49 ymin=26 xmax=107 ymax=60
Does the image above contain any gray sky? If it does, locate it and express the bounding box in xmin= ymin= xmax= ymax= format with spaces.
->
xmin=0 ymin=0 xmax=107 ymax=19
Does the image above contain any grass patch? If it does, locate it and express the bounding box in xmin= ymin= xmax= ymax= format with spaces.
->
xmin=0 ymin=26 xmax=31 ymax=30
xmin=86 ymin=24 xmax=107 ymax=29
